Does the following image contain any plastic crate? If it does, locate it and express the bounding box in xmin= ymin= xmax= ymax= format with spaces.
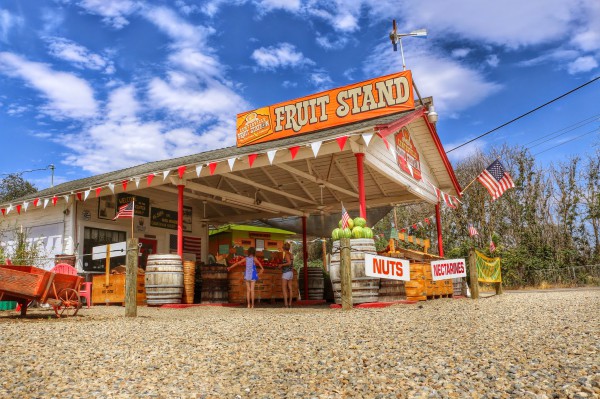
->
xmin=0 ymin=301 xmax=17 ymax=311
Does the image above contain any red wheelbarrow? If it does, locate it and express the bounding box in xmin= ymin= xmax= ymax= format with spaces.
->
xmin=0 ymin=264 xmax=83 ymax=318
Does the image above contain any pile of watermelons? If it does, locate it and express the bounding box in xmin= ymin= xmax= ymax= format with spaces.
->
xmin=331 ymin=217 xmax=374 ymax=240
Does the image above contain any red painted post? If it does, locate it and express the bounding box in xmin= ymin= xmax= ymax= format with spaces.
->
xmin=177 ymin=184 xmax=184 ymax=258
xmin=302 ymin=215 xmax=308 ymax=299
xmin=355 ymin=153 xmax=366 ymax=218
xmin=435 ymin=203 xmax=444 ymax=257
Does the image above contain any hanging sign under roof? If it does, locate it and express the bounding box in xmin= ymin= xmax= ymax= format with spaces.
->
xmin=236 ymin=70 xmax=415 ymax=147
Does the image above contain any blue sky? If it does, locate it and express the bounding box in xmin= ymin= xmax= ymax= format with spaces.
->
xmin=0 ymin=0 xmax=598 ymax=190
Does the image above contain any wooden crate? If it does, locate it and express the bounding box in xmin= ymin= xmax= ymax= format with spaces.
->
xmin=92 ymin=274 xmax=146 ymax=305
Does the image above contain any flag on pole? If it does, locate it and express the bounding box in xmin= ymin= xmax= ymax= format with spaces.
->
xmin=468 ymin=223 xmax=479 ymax=237
xmin=489 ymin=238 xmax=496 ymax=253
xmin=113 ymin=201 xmax=134 ymax=220
xmin=477 ymin=159 xmax=515 ymax=200
xmin=341 ymin=204 xmax=350 ymax=229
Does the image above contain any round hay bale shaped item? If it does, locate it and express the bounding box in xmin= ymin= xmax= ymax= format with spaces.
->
xmin=145 ymin=254 xmax=184 ymax=305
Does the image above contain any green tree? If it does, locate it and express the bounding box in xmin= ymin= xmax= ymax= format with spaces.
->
xmin=0 ymin=173 xmax=37 ymax=203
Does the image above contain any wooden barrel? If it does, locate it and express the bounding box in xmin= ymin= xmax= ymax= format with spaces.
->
xmin=145 ymin=254 xmax=184 ymax=305
xmin=330 ymin=238 xmax=379 ymax=304
xmin=182 ymin=260 xmax=196 ymax=304
xmin=299 ymin=267 xmax=325 ymax=300
xmin=200 ymin=265 xmax=228 ymax=303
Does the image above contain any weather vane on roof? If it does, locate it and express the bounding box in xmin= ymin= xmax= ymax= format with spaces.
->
xmin=389 ymin=19 xmax=427 ymax=71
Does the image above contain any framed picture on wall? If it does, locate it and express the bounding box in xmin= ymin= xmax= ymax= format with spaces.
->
xmin=98 ymin=196 xmax=116 ymax=220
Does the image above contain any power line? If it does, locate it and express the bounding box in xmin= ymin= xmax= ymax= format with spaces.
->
xmin=523 ymin=113 xmax=599 ymax=149
xmin=446 ymin=76 xmax=600 ymax=153
xmin=533 ymin=128 xmax=599 ymax=156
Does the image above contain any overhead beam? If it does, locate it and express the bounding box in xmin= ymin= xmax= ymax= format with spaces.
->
xmin=185 ymin=181 xmax=305 ymax=217
xmin=276 ymin=163 xmax=359 ymax=199
xmin=224 ymin=173 xmax=316 ymax=205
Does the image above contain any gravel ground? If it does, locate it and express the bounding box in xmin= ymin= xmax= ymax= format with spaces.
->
xmin=0 ymin=289 xmax=598 ymax=399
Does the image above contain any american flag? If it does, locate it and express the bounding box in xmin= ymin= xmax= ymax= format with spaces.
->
xmin=113 ymin=201 xmax=134 ymax=220
xmin=169 ymin=234 xmax=202 ymax=259
xmin=490 ymin=238 xmax=496 ymax=253
xmin=341 ymin=204 xmax=350 ymax=229
xmin=477 ymin=160 xmax=515 ymax=200
xmin=468 ymin=223 xmax=478 ymax=237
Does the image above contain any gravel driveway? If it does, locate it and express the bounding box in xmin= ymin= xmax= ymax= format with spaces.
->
xmin=1 ymin=289 xmax=598 ymax=398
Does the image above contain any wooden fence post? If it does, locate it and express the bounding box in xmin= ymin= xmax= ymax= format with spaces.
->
xmin=125 ymin=238 xmax=138 ymax=317
xmin=468 ymin=250 xmax=479 ymax=299
xmin=340 ymin=237 xmax=352 ymax=310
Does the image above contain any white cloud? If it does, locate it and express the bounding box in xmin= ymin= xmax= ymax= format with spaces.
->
xmin=251 ymin=43 xmax=314 ymax=70
xmin=567 ymin=56 xmax=598 ymax=74
xmin=78 ymin=0 xmax=140 ymax=29
xmin=363 ymin=43 xmax=502 ymax=114
xmin=315 ymin=33 xmax=350 ymax=50
xmin=255 ymin=0 xmax=301 ymax=12
xmin=445 ymin=139 xmax=486 ymax=163
xmin=0 ymin=52 xmax=97 ymax=120
xmin=452 ymin=48 xmax=471 ymax=58
xmin=46 ymin=37 xmax=114 ymax=74
xmin=143 ymin=6 xmax=213 ymax=48
xmin=486 ymin=54 xmax=500 ymax=68
xmin=309 ymin=71 xmax=333 ymax=90
xmin=571 ymin=30 xmax=600 ymax=52
xmin=0 ymin=9 xmax=23 ymax=43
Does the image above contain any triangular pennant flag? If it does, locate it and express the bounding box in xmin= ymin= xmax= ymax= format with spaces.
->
xmin=147 ymin=174 xmax=155 ymax=186
xmin=443 ymin=192 xmax=456 ymax=209
xmin=336 ymin=136 xmax=348 ymax=151
xmin=134 ymin=177 xmax=140 ymax=188
xmin=84 ymin=190 xmax=90 ymax=201
xmin=195 ymin=165 xmax=203 ymax=177
xmin=380 ymin=135 xmax=390 ymax=150
xmin=95 ymin=187 xmax=102 ymax=197
xmin=43 ymin=199 xmax=49 ymax=209
xmin=227 ymin=158 xmax=236 ymax=171
xmin=63 ymin=195 xmax=70 ymax=204
xmin=209 ymin=162 xmax=218 ymax=175
xmin=108 ymin=183 xmax=115 ymax=193
xmin=33 ymin=198 xmax=39 ymax=207
xmin=122 ymin=180 xmax=128 ymax=192
xmin=52 ymin=196 xmax=58 ymax=206
xmin=23 ymin=201 xmax=29 ymax=212
xmin=6 ymin=205 xmax=12 ymax=214
xmin=76 ymin=192 xmax=83 ymax=201
xmin=425 ymin=218 xmax=430 ymax=225
xmin=1 ymin=209 xmax=5 ymax=216
xmin=178 ymin=165 xmax=186 ymax=179
xmin=311 ymin=141 xmax=322 ymax=157
xmin=267 ymin=150 xmax=277 ymax=165
xmin=248 ymin=154 xmax=257 ymax=168
xmin=362 ymin=133 xmax=374 ymax=147
xmin=16 ymin=204 xmax=21 ymax=215
xmin=162 ymin=170 xmax=170 ymax=181
xmin=289 ymin=146 xmax=300 ymax=160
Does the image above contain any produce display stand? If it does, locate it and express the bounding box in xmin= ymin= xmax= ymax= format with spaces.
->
xmin=0 ymin=264 xmax=83 ymax=318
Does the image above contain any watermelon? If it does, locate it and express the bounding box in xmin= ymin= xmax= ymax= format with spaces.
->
xmin=347 ymin=218 xmax=354 ymax=229
xmin=332 ymin=228 xmax=340 ymax=240
xmin=363 ymin=227 xmax=373 ymax=239
xmin=353 ymin=217 xmax=367 ymax=228
xmin=342 ymin=227 xmax=352 ymax=238
xmin=352 ymin=226 xmax=364 ymax=238
xmin=338 ymin=220 xmax=343 ymax=228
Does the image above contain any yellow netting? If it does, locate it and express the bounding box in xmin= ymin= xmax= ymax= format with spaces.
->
xmin=475 ymin=250 xmax=502 ymax=283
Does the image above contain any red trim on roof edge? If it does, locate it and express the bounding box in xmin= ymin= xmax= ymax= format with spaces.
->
xmin=422 ymin=114 xmax=462 ymax=195
xmin=375 ymin=108 xmax=425 ymax=137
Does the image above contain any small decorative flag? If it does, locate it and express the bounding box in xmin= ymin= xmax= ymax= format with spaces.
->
xmin=468 ymin=223 xmax=478 ymax=237
xmin=477 ymin=159 xmax=515 ymax=201
xmin=63 ymin=195 xmax=70 ymax=204
xmin=23 ymin=201 xmax=29 ymax=212
xmin=178 ymin=165 xmax=186 ymax=179
xmin=52 ymin=196 xmax=58 ymax=206
xmin=362 ymin=133 xmax=373 ymax=147
xmin=76 ymin=192 xmax=83 ymax=201
xmin=113 ymin=201 xmax=134 ymax=220
xmin=43 ymin=199 xmax=49 ymax=209
xmin=267 ymin=150 xmax=277 ymax=165
xmin=122 ymin=180 xmax=128 ymax=192
xmin=84 ymin=190 xmax=90 ymax=201
xmin=289 ymin=146 xmax=300 ymax=160
xmin=95 ymin=187 xmax=102 ymax=197
xmin=425 ymin=218 xmax=430 ymax=225
xmin=227 ymin=158 xmax=236 ymax=171
xmin=108 ymin=183 xmax=115 ymax=193
xmin=209 ymin=162 xmax=218 ymax=175
xmin=147 ymin=174 xmax=155 ymax=186
xmin=336 ymin=136 xmax=348 ymax=151
xmin=1 ymin=209 xmax=5 ymax=216
xmin=195 ymin=165 xmax=203 ymax=177
xmin=16 ymin=204 xmax=21 ymax=215
xmin=33 ymin=198 xmax=40 ymax=207
xmin=490 ymin=238 xmax=496 ymax=253
xmin=248 ymin=154 xmax=257 ymax=168
xmin=310 ymin=141 xmax=322 ymax=158
xmin=341 ymin=204 xmax=350 ymax=229
xmin=134 ymin=177 xmax=140 ymax=188
xmin=162 ymin=170 xmax=170 ymax=181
